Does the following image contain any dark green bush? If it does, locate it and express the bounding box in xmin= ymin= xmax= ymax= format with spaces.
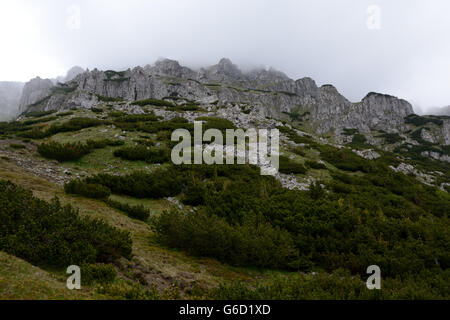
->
xmin=318 ymin=145 xmax=370 ymax=172
xmin=24 ymin=110 xmax=57 ymax=118
xmin=106 ymin=199 xmax=150 ymax=221
xmin=182 ymin=181 xmax=207 ymax=206
xmin=84 ymin=168 xmax=184 ymax=199
xmin=133 ymin=99 xmax=175 ymax=107
xmin=57 ymin=111 xmax=74 ymax=117
xmin=379 ymin=133 xmax=404 ymax=144
xmin=81 ymin=263 xmax=117 ymax=285
xmin=196 ymin=117 xmax=236 ymax=132
xmin=351 ymin=134 xmax=367 ymax=145
xmin=20 ymin=117 xmax=105 ymax=139
xmin=22 ymin=116 xmax=57 ymax=126
xmin=279 ymin=156 xmax=307 ymax=174
xmin=38 ymin=141 xmax=91 ymax=161
xmin=38 ymin=139 xmax=122 ymax=162
xmin=342 ymin=128 xmax=359 ymax=136
xmin=290 ymin=146 xmax=306 ymax=157
xmin=209 ymin=270 xmax=450 ymax=300
xmin=114 ymin=114 xmax=160 ymax=123
xmin=405 ymin=114 xmax=443 ymax=126
xmin=9 ymin=144 xmax=26 ymax=149
xmin=64 ymin=180 xmax=111 ymax=199
xmin=19 ymin=127 xmax=49 ymax=139
xmin=113 ymin=145 xmax=170 ymax=163
xmin=0 ymin=180 xmax=132 ymax=268
xmin=305 ymin=160 xmax=326 ymax=169
xmin=152 ymin=210 xmax=297 ymax=269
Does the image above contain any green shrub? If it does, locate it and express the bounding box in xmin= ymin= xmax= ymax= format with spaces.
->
xmin=57 ymin=111 xmax=74 ymax=117
xmin=290 ymin=146 xmax=306 ymax=157
xmin=114 ymin=114 xmax=160 ymax=123
xmin=38 ymin=139 xmax=121 ymax=162
xmin=113 ymin=145 xmax=170 ymax=163
xmin=318 ymin=145 xmax=370 ymax=172
xmin=97 ymin=95 xmax=124 ymax=103
xmin=208 ymin=270 xmax=450 ymax=300
xmin=133 ymin=99 xmax=175 ymax=107
xmin=64 ymin=180 xmax=111 ymax=199
xmin=195 ymin=117 xmax=236 ymax=132
xmin=106 ymin=199 xmax=150 ymax=221
xmin=81 ymin=263 xmax=117 ymax=285
xmin=20 ymin=117 xmax=105 ymax=139
xmin=152 ymin=210 xmax=297 ymax=269
xmin=305 ymin=160 xmax=326 ymax=169
xmin=0 ymin=180 xmax=132 ymax=268
xmin=405 ymin=114 xmax=443 ymax=126
xmin=19 ymin=127 xmax=49 ymax=139
xmin=182 ymin=181 xmax=207 ymax=206
xmin=379 ymin=133 xmax=404 ymax=144
xmin=342 ymin=128 xmax=359 ymax=136
xmin=351 ymin=134 xmax=367 ymax=145
xmin=279 ymin=156 xmax=307 ymax=174
xmin=9 ymin=144 xmax=26 ymax=150
xmin=84 ymin=168 xmax=184 ymax=199
xmin=22 ymin=116 xmax=57 ymax=126
xmin=38 ymin=141 xmax=91 ymax=161
xmin=24 ymin=110 xmax=57 ymax=118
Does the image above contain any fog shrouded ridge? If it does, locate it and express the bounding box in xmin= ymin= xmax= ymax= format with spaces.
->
xmin=1 ymin=0 xmax=450 ymax=115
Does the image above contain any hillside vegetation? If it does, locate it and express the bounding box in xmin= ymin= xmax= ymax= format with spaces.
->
xmin=0 ymin=104 xmax=449 ymax=300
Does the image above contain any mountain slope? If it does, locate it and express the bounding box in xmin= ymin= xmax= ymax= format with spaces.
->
xmin=18 ymin=58 xmax=420 ymax=137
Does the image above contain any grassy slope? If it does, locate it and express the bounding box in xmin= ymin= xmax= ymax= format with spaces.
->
xmin=0 ymin=251 xmax=103 ymax=300
xmin=0 ymin=110 xmax=380 ymax=299
xmin=4 ymin=109 xmax=447 ymax=299
xmin=0 ymin=157 xmax=264 ymax=298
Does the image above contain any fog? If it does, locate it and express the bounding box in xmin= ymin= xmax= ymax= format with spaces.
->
xmin=1 ymin=0 xmax=450 ymax=112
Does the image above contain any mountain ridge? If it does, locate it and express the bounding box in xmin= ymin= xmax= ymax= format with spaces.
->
xmin=18 ymin=58 xmax=418 ymax=135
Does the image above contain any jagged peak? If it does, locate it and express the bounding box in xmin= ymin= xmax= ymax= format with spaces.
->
xmin=154 ymin=58 xmax=182 ymax=68
xmin=216 ymin=58 xmax=242 ymax=76
xmin=364 ymin=92 xmax=399 ymax=100
xmin=296 ymin=77 xmax=317 ymax=86
xmin=148 ymin=58 xmax=194 ymax=78
xmin=247 ymin=66 xmax=289 ymax=81
xmin=362 ymin=92 xmax=413 ymax=106
xmin=320 ymin=84 xmax=340 ymax=93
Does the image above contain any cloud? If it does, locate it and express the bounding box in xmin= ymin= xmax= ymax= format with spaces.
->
xmin=1 ymin=0 xmax=449 ymax=111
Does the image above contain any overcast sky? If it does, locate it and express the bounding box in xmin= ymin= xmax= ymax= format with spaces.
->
xmin=1 ymin=0 xmax=449 ymax=111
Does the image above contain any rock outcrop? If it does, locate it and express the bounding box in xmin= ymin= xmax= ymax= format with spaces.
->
xmin=18 ymin=58 xmax=418 ymax=137
xmin=18 ymin=77 xmax=54 ymax=114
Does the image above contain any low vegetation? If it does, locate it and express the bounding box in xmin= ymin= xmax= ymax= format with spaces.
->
xmin=38 ymin=139 xmax=124 ymax=162
xmin=0 ymin=180 xmax=132 ymax=268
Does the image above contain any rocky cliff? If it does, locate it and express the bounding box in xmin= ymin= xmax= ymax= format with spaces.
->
xmin=18 ymin=77 xmax=54 ymax=114
xmin=18 ymin=58 xmax=420 ymax=137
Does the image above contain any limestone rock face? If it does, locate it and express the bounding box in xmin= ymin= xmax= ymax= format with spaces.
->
xmin=18 ymin=58 xmax=417 ymax=137
xmin=18 ymin=77 xmax=54 ymax=113
xmin=357 ymin=93 xmax=414 ymax=133
xmin=415 ymin=119 xmax=450 ymax=146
